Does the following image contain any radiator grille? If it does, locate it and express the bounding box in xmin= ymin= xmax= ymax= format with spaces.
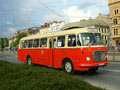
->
xmin=93 ymin=51 xmax=106 ymax=62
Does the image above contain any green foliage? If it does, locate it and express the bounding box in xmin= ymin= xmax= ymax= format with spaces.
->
xmin=16 ymin=33 xmax=27 ymax=43
xmin=10 ymin=33 xmax=27 ymax=48
xmin=0 ymin=61 xmax=103 ymax=90
xmin=0 ymin=38 xmax=8 ymax=48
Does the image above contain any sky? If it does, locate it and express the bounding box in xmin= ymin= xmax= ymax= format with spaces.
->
xmin=0 ymin=0 xmax=109 ymax=38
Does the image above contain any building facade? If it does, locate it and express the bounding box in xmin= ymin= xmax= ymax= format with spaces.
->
xmin=97 ymin=13 xmax=110 ymax=25
xmin=108 ymin=0 xmax=120 ymax=47
xmin=39 ymin=21 xmax=65 ymax=35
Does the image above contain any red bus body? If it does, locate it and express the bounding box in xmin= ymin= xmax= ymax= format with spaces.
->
xmin=18 ymin=46 xmax=108 ymax=71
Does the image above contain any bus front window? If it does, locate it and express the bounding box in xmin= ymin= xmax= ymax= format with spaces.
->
xmin=78 ymin=33 xmax=104 ymax=46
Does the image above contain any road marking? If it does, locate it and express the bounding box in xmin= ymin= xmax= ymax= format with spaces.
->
xmin=102 ymin=69 xmax=120 ymax=73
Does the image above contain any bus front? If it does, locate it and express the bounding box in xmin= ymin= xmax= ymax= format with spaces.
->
xmin=77 ymin=32 xmax=108 ymax=72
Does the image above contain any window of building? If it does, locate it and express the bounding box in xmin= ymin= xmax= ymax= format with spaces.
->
xmin=102 ymin=28 xmax=104 ymax=33
xmin=117 ymin=9 xmax=118 ymax=14
xmin=116 ymin=19 xmax=118 ymax=24
xmin=22 ymin=40 xmax=28 ymax=48
xmin=115 ymin=10 xmax=116 ymax=14
xmin=105 ymin=36 xmax=106 ymax=40
xmin=28 ymin=40 xmax=33 ymax=48
xmin=40 ymin=38 xmax=47 ymax=47
xmin=114 ymin=9 xmax=119 ymax=14
xmin=114 ymin=29 xmax=118 ymax=35
xmin=113 ymin=18 xmax=118 ymax=25
xmin=105 ymin=28 xmax=107 ymax=33
xmin=57 ymin=36 xmax=65 ymax=47
xmin=116 ymin=41 xmax=119 ymax=47
xmin=33 ymin=39 xmax=39 ymax=48
xmin=99 ymin=28 xmax=100 ymax=32
xmin=68 ymin=35 xmax=76 ymax=47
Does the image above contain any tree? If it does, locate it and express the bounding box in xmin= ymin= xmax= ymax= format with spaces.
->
xmin=0 ymin=38 xmax=9 ymax=48
xmin=0 ymin=38 xmax=5 ymax=48
xmin=14 ymin=33 xmax=27 ymax=47
xmin=4 ymin=38 xmax=9 ymax=47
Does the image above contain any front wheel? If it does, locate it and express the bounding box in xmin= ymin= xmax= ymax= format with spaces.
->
xmin=63 ymin=60 xmax=74 ymax=74
xmin=27 ymin=57 xmax=32 ymax=65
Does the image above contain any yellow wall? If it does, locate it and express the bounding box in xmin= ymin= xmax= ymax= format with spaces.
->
xmin=108 ymin=0 xmax=120 ymax=47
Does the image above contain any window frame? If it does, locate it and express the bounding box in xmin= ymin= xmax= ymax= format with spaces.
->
xmin=67 ymin=34 xmax=76 ymax=47
xmin=28 ymin=39 xmax=33 ymax=48
xmin=33 ymin=39 xmax=40 ymax=48
xmin=22 ymin=40 xmax=28 ymax=49
xmin=40 ymin=38 xmax=47 ymax=48
xmin=57 ymin=35 xmax=65 ymax=47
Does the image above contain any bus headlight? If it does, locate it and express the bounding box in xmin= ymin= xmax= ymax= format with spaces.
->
xmin=86 ymin=57 xmax=91 ymax=61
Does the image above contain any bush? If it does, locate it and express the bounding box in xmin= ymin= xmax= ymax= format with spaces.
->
xmin=0 ymin=61 xmax=103 ymax=90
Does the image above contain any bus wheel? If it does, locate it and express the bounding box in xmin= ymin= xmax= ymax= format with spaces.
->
xmin=63 ymin=60 xmax=74 ymax=74
xmin=89 ymin=67 xmax=98 ymax=73
xmin=27 ymin=57 xmax=32 ymax=65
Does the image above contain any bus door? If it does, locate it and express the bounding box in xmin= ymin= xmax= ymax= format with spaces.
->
xmin=48 ymin=37 xmax=56 ymax=67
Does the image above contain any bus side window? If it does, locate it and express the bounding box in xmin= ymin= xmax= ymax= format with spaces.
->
xmin=33 ymin=39 xmax=39 ymax=48
xmin=53 ymin=39 xmax=56 ymax=48
xmin=77 ymin=35 xmax=81 ymax=46
xmin=28 ymin=40 xmax=33 ymax=48
xmin=68 ymin=35 xmax=76 ymax=47
xmin=40 ymin=38 xmax=47 ymax=47
xmin=49 ymin=39 xmax=52 ymax=48
xmin=57 ymin=36 xmax=65 ymax=47
xmin=22 ymin=40 xmax=28 ymax=48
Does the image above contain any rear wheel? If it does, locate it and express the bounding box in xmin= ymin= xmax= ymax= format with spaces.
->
xmin=27 ymin=57 xmax=32 ymax=65
xmin=63 ymin=60 xmax=74 ymax=74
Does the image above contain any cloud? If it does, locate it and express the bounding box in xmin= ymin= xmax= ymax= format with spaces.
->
xmin=20 ymin=7 xmax=33 ymax=12
xmin=78 ymin=0 xmax=108 ymax=9
xmin=6 ymin=21 xmax=13 ymax=25
xmin=63 ymin=6 xmax=92 ymax=22
xmin=0 ymin=0 xmax=109 ymax=37
xmin=8 ymin=27 xmax=16 ymax=33
xmin=63 ymin=0 xmax=109 ymax=22
xmin=2 ymin=27 xmax=17 ymax=37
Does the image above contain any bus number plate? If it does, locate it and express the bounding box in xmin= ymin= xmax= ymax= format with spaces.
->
xmin=99 ymin=63 xmax=104 ymax=66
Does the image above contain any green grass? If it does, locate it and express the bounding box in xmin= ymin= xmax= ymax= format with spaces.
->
xmin=0 ymin=61 xmax=103 ymax=90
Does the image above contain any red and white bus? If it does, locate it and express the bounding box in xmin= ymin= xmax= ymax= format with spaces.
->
xmin=18 ymin=27 xmax=108 ymax=74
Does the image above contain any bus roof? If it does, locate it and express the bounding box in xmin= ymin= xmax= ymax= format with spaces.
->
xmin=20 ymin=27 xmax=100 ymax=41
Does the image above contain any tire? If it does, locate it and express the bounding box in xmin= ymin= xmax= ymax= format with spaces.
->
xmin=63 ymin=60 xmax=74 ymax=74
xmin=27 ymin=57 xmax=32 ymax=65
xmin=89 ymin=67 xmax=98 ymax=73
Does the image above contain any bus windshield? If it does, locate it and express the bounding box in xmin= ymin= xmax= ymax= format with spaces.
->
xmin=78 ymin=33 xmax=104 ymax=46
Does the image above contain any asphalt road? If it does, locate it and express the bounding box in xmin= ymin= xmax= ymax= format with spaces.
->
xmin=0 ymin=52 xmax=120 ymax=90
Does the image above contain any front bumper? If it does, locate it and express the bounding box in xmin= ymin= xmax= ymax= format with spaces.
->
xmin=79 ymin=61 xmax=108 ymax=68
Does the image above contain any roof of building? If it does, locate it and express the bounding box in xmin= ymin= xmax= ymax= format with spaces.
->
xmin=40 ymin=21 xmax=65 ymax=29
xmin=61 ymin=19 xmax=109 ymax=30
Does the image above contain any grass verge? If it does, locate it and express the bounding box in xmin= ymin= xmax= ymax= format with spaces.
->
xmin=0 ymin=61 xmax=103 ymax=90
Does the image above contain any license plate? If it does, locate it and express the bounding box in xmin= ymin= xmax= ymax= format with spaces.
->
xmin=99 ymin=63 xmax=104 ymax=66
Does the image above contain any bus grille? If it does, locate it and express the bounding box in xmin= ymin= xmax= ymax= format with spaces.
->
xmin=93 ymin=51 xmax=106 ymax=62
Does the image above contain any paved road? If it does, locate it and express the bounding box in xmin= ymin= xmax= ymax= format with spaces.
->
xmin=0 ymin=52 xmax=120 ymax=90
xmin=0 ymin=52 xmax=23 ymax=64
xmin=75 ymin=62 xmax=120 ymax=90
